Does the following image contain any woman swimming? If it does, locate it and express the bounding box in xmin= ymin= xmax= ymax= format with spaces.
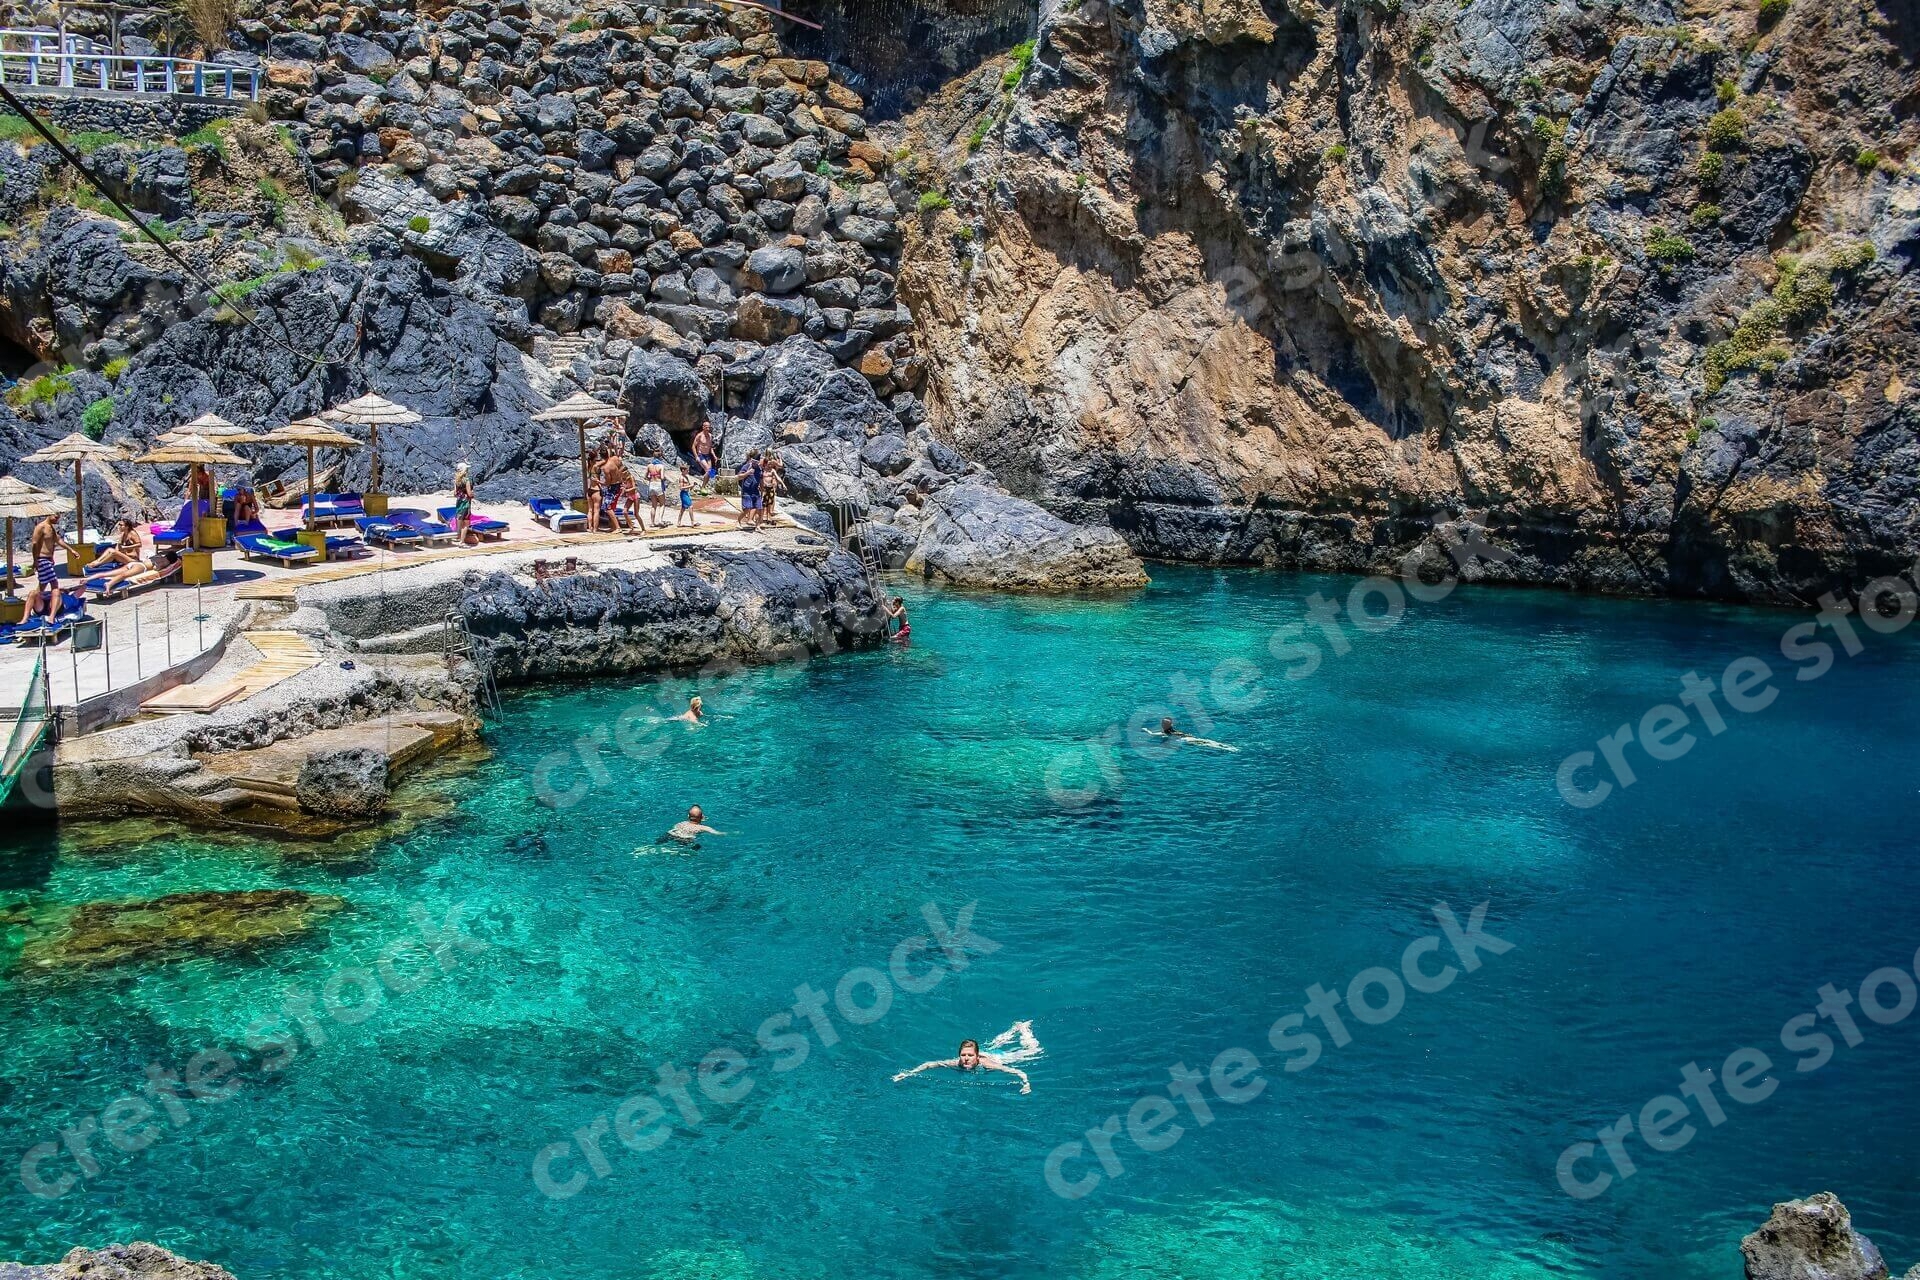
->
xmin=892 ymin=1021 xmax=1041 ymax=1094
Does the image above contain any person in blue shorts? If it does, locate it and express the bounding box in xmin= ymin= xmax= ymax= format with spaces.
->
xmin=736 ymin=451 xmax=764 ymax=530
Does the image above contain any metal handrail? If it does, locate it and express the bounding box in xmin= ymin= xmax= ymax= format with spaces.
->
xmin=0 ymin=649 xmax=52 ymax=802
xmin=0 ymin=44 xmax=258 ymax=97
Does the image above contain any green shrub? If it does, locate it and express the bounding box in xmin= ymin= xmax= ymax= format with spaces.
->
xmin=1002 ymin=39 xmax=1037 ymax=90
xmin=1323 ymin=143 xmax=1348 ymax=162
xmin=1698 ymin=416 xmax=1719 ymax=433
xmin=81 ymin=396 xmax=113 ymax=439
xmin=1521 ymin=74 xmax=1545 ymax=93
xmin=1696 ymin=150 xmax=1727 ymax=187
xmin=916 ymin=191 xmax=950 ymax=213
xmin=408 ymin=214 xmax=432 ymax=233
xmin=67 ymin=130 xmax=128 ymax=155
xmin=256 ymin=177 xmax=288 ymax=227
xmin=814 ymin=160 xmax=831 ymax=176
xmin=179 ymin=121 xmax=231 ymax=157
xmin=283 ymin=242 xmax=324 ymax=271
xmin=953 ymin=225 xmax=975 ymax=244
xmin=1684 ymin=426 xmax=1700 ymax=446
xmin=0 ymin=113 xmax=43 ymax=145
xmin=567 ymin=15 xmax=592 ymax=31
xmin=1646 ymin=226 xmax=1696 ymax=265
xmin=967 ymin=113 xmax=993 ymax=152
xmin=1715 ymin=79 xmax=1738 ymax=104
xmin=1855 ymin=147 xmax=1881 ymax=172
xmin=102 ymin=356 xmax=131 ymax=380
xmin=1757 ymin=0 xmax=1788 ymax=26
xmin=1702 ymin=245 xmax=1871 ymax=391
xmin=1706 ymin=109 xmax=1745 ymax=151
xmin=1531 ymin=116 xmax=1567 ymax=144
xmin=5 ymin=365 xmax=74 ymax=410
xmin=1690 ymin=203 xmax=1722 ymax=227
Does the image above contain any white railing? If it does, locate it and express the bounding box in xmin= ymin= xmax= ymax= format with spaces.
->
xmin=0 ymin=30 xmax=258 ymax=99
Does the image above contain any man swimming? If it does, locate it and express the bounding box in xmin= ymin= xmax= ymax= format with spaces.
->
xmin=892 ymin=1021 xmax=1041 ymax=1094
xmin=667 ymin=805 xmax=721 ymax=842
xmin=1142 ymin=716 xmax=1239 ymax=752
xmin=669 ymin=695 xmax=704 ymax=724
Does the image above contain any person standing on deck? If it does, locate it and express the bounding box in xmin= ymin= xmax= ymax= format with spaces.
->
xmin=692 ymin=419 xmax=717 ymax=482
xmin=452 ymin=463 xmax=478 ymax=546
xmin=23 ymin=513 xmax=62 ymax=620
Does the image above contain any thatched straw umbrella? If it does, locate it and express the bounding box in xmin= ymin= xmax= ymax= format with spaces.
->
xmin=324 ymin=393 xmax=421 ymax=498
xmin=533 ymin=392 xmax=624 ymax=509
xmin=256 ymin=418 xmax=362 ymax=531
xmin=0 ymin=476 xmax=73 ymax=599
xmin=18 ymin=433 xmax=126 ymax=552
xmin=133 ymin=434 xmax=250 ymax=550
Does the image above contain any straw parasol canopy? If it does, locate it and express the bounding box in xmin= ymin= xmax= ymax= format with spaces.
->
xmin=135 ymin=434 xmax=251 ymax=550
xmin=325 ymin=393 xmax=422 ymax=495
xmin=134 ymin=434 xmax=249 ymax=467
xmin=257 ymin=418 xmax=363 ymax=531
xmin=534 ymin=392 xmax=625 ymax=506
xmin=19 ymin=433 xmax=126 ymax=550
xmin=0 ymin=475 xmax=74 ymax=596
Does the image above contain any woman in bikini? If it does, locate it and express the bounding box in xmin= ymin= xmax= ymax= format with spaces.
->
xmin=645 ymin=458 xmax=667 ymax=528
xmin=884 ymin=596 xmax=910 ymax=644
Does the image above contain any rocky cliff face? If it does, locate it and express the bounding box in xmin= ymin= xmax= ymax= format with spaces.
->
xmin=893 ymin=0 xmax=1920 ymax=602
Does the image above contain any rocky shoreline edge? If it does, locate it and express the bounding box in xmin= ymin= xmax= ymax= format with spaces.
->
xmin=2 ymin=1192 xmax=1905 ymax=1278
xmin=41 ymin=527 xmax=897 ymax=831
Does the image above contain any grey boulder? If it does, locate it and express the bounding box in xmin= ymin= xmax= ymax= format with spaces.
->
xmin=905 ymin=484 xmax=1148 ymax=592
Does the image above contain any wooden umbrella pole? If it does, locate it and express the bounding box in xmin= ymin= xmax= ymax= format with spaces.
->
xmin=72 ymin=459 xmax=83 ymax=553
xmin=5 ymin=515 xmax=14 ymax=596
xmin=578 ymin=422 xmax=589 ymax=511
xmin=305 ymin=445 xmax=317 ymax=530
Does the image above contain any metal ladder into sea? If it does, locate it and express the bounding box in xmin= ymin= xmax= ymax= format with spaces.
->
xmin=443 ymin=612 xmax=502 ymax=719
xmin=825 ymin=500 xmax=885 ymax=588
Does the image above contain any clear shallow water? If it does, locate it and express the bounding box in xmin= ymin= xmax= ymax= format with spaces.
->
xmin=3 ymin=566 xmax=1919 ymax=1279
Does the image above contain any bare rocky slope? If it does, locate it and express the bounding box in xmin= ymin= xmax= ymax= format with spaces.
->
xmin=0 ymin=0 xmax=1141 ymax=591
xmin=890 ymin=0 xmax=1920 ymax=602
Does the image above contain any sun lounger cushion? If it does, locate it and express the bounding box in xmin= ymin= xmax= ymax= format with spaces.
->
xmin=529 ymin=499 xmax=586 ymax=531
xmin=238 ymin=534 xmax=320 ymax=564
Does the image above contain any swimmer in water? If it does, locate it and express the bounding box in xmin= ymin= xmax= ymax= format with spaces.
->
xmin=1142 ymin=716 xmax=1240 ymax=752
xmin=669 ymin=694 xmax=704 ymax=724
xmin=892 ymin=1021 xmax=1041 ymax=1094
xmin=667 ymin=805 xmax=722 ymax=842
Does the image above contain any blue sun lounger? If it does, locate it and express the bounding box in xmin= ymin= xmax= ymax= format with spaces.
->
xmin=438 ymin=507 xmax=509 ymax=540
xmin=529 ymin=499 xmax=586 ymax=532
xmin=237 ymin=534 xmax=322 ymax=567
xmin=355 ymin=516 xmax=426 ymax=548
xmin=387 ymin=509 xmax=455 ymax=544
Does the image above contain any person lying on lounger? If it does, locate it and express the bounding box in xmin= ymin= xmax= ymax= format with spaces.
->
xmin=85 ymin=519 xmax=142 ymax=572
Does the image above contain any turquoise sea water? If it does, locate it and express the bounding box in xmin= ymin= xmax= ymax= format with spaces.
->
xmin=4 ymin=565 xmax=1920 ymax=1279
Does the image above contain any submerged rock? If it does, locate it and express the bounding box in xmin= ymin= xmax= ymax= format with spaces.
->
xmin=0 ymin=1243 xmax=236 ymax=1280
xmin=1743 ymin=1193 xmax=1890 ymax=1280
xmin=905 ymin=484 xmax=1149 ymax=592
xmin=18 ymin=890 xmax=347 ymax=970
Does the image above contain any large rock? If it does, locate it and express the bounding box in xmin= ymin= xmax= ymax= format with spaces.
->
xmin=0 ymin=1243 xmax=237 ymax=1280
xmin=295 ymin=747 xmax=390 ymax=819
xmin=905 ymin=483 xmax=1149 ymax=591
xmin=622 ymin=347 xmax=710 ymax=434
xmin=1742 ymin=1194 xmax=1890 ymax=1280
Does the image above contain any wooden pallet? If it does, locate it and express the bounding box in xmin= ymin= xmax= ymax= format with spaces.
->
xmin=141 ymin=631 xmax=321 ymax=714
